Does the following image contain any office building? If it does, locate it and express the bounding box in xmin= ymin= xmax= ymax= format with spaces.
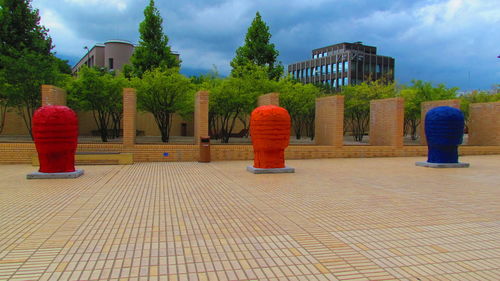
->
xmin=72 ymin=40 xmax=134 ymax=74
xmin=287 ymin=42 xmax=395 ymax=89
xmin=71 ymin=40 xmax=180 ymax=74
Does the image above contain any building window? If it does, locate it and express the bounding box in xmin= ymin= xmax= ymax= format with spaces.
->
xmin=320 ymin=65 xmax=324 ymax=75
xmin=376 ymin=64 xmax=381 ymax=73
xmin=338 ymin=62 xmax=343 ymax=73
xmin=109 ymin=58 xmax=114 ymax=70
xmin=333 ymin=63 xmax=337 ymax=73
xmin=326 ymin=64 xmax=330 ymax=74
xmin=344 ymin=77 xmax=348 ymax=85
xmin=337 ymin=78 xmax=342 ymax=87
xmin=344 ymin=61 xmax=348 ymax=72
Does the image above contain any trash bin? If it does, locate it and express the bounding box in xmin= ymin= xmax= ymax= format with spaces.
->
xmin=199 ymin=137 xmax=210 ymax=162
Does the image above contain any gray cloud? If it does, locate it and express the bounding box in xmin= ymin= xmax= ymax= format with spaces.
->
xmin=33 ymin=0 xmax=500 ymax=90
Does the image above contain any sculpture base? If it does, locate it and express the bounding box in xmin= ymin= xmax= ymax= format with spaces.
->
xmin=415 ymin=162 xmax=469 ymax=168
xmin=246 ymin=166 xmax=295 ymax=174
xmin=27 ymin=169 xmax=84 ymax=179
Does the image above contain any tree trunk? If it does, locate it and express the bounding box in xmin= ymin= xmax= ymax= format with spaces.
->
xmin=410 ymin=119 xmax=420 ymax=140
xmin=0 ymin=103 xmax=6 ymax=134
xmin=155 ymin=112 xmax=172 ymax=143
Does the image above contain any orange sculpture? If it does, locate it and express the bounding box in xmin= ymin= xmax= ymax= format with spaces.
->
xmin=250 ymin=105 xmax=291 ymax=168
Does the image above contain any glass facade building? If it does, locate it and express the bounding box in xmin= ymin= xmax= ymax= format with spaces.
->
xmin=287 ymin=42 xmax=395 ymax=90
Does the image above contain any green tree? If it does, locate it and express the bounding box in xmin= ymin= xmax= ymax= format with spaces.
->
xmin=190 ymin=66 xmax=220 ymax=87
xmin=0 ymin=0 xmax=52 ymax=58
xmin=231 ymin=12 xmax=283 ymax=80
xmin=342 ymin=79 xmax=396 ymax=142
xmin=399 ymin=80 xmax=458 ymax=140
xmin=130 ymin=0 xmax=179 ymax=77
xmin=1 ymin=51 xmax=68 ymax=137
xmin=279 ymin=78 xmax=321 ymax=140
xmin=67 ymin=67 xmax=126 ymax=142
xmin=209 ymin=63 xmax=275 ymax=143
xmin=132 ymin=68 xmax=193 ymax=142
xmin=0 ymin=0 xmax=70 ymax=137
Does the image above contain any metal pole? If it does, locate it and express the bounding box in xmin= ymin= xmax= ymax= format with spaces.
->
xmin=84 ymin=46 xmax=89 ymax=67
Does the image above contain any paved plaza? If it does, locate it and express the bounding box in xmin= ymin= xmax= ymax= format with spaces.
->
xmin=0 ymin=156 xmax=499 ymax=281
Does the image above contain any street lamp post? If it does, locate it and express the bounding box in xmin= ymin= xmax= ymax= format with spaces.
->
xmin=84 ymin=46 xmax=89 ymax=67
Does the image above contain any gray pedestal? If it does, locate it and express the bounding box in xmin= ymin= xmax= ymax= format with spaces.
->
xmin=415 ymin=162 xmax=469 ymax=168
xmin=27 ymin=169 xmax=84 ymax=179
xmin=246 ymin=166 xmax=295 ymax=174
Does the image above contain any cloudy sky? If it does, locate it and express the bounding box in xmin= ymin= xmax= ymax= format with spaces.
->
xmin=32 ymin=0 xmax=499 ymax=91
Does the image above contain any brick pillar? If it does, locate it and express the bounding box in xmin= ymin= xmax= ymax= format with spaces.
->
xmin=194 ymin=91 xmax=209 ymax=145
xmin=315 ymin=95 xmax=344 ymax=146
xmin=420 ymin=99 xmax=461 ymax=145
xmin=123 ymin=88 xmax=137 ymax=148
xmin=258 ymin=92 xmax=280 ymax=106
xmin=369 ymin=97 xmax=404 ymax=147
xmin=468 ymin=101 xmax=500 ymax=146
xmin=41 ymin=85 xmax=66 ymax=106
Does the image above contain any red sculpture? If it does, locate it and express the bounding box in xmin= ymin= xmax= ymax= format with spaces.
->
xmin=250 ymin=105 xmax=291 ymax=168
xmin=32 ymin=106 xmax=78 ymax=173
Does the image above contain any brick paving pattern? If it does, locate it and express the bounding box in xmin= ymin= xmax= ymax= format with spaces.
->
xmin=0 ymin=155 xmax=499 ymax=280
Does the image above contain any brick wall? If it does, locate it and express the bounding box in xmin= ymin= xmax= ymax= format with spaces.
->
xmin=123 ymin=88 xmax=136 ymax=147
xmin=41 ymin=85 xmax=66 ymax=106
xmin=194 ymin=91 xmax=209 ymax=145
xmin=370 ymin=97 xmax=404 ymax=146
xmin=257 ymin=92 xmax=280 ymax=106
xmin=315 ymin=96 xmax=344 ymax=146
xmin=468 ymin=102 xmax=500 ymax=146
xmin=135 ymin=112 xmax=194 ymax=138
xmin=420 ymin=99 xmax=461 ymax=145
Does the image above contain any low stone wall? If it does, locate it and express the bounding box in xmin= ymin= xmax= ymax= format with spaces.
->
xmin=1 ymin=143 xmax=499 ymax=164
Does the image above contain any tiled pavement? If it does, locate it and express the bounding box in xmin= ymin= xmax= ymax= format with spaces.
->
xmin=0 ymin=155 xmax=499 ymax=281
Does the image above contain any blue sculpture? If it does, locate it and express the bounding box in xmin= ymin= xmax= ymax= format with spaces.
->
xmin=425 ymin=106 xmax=464 ymax=163
xmin=416 ymin=106 xmax=469 ymax=168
